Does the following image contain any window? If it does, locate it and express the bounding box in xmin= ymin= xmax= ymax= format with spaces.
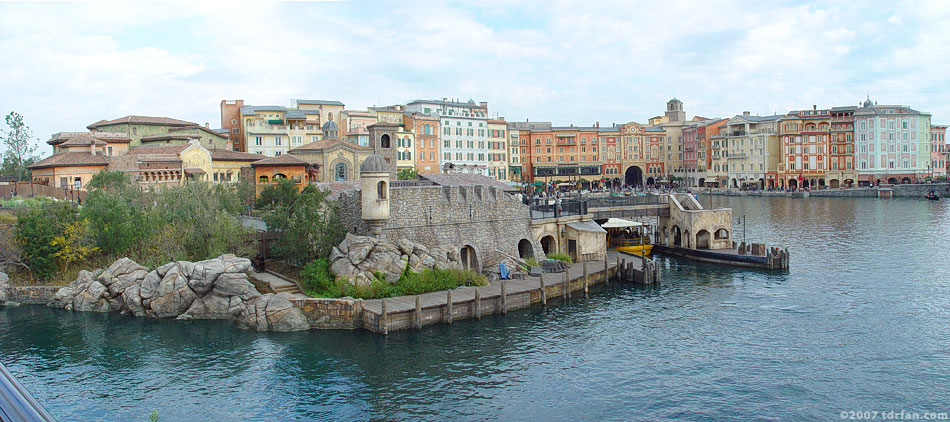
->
xmin=377 ymin=181 xmax=387 ymax=199
xmin=335 ymin=162 xmax=347 ymax=181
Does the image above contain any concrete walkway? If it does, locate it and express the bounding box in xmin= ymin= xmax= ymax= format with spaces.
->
xmin=251 ymin=271 xmax=307 ymax=298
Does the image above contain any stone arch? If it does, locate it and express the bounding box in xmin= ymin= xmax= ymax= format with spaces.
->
xmin=258 ymin=175 xmax=269 ymax=183
xmin=273 ymin=173 xmax=287 ymax=179
xmin=460 ymin=244 xmax=479 ymax=271
xmin=900 ymin=177 xmax=911 ymax=184
xmin=714 ymin=228 xmax=729 ymax=240
xmin=377 ymin=180 xmax=387 ymax=199
xmin=698 ymin=177 xmax=705 ymax=187
xmin=380 ymin=134 xmax=391 ymax=149
xmin=518 ymin=238 xmax=534 ymax=259
xmin=624 ymin=165 xmax=643 ymax=187
xmin=844 ymin=179 xmax=854 ymax=187
xmin=818 ymin=178 xmax=825 ymax=188
xmin=829 ymin=179 xmax=840 ymax=188
xmin=759 ymin=178 xmax=765 ymax=189
xmin=540 ymin=234 xmax=557 ymax=255
xmin=683 ymin=229 xmax=691 ymax=248
xmin=731 ymin=178 xmax=739 ymax=188
xmin=672 ymin=225 xmax=682 ymax=247
xmin=646 ymin=176 xmax=655 ymax=185
xmin=887 ymin=177 xmax=898 ymax=184
xmin=696 ymin=229 xmax=711 ymax=249
xmin=788 ymin=178 xmax=798 ymax=189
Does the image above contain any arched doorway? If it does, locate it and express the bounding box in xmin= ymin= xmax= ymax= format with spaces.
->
xmin=683 ymin=229 xmax=691 ymax=248
xmin=698 ymin=177 xmax=705 ymax=187
xmin=844 ymin=179 xmax=854 ymax=188
xmin=830 ymin=179 xmax=840 ymax=188
xmin=646 ymin=176 xmax=655 ymax=186
xmin=887 ymin=177 xmax=898 ymax=184
xmin=802 ymin=179 xmax=810 ymax=189
xmin=759 ymin=178 xmax=765 ymax=189
xmin=518 ymin=239 xmax=534 ymax=260
xmin=540 ymin=235 xmax=556 ymax=255
xmin=731 ymin=178 xmax=739 ymax=188
xmin=696 ymin=230 xmax=711 ymax=249
xmin=460 ymin=245 xmax=478 ymax=271
xmin=818 ymin=179 xmax=825 ymax=189
xmin=672 ymin=225 xmax=682 ymax=247
xmin=380 ymin=134 xmax=391 ymax=149
xmin=900 ymin=177 xmax=911 ymax=184
xmin=624 ymin=166 xmax=643 ymax=187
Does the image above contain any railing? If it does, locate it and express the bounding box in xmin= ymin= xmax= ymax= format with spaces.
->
xmin=0 ymin=361 xmax=55 ymax=421
xmin=528 ymin=198 xmax=587 ymax=219
xmin=588 ymin=194 xmax=664 ymax=208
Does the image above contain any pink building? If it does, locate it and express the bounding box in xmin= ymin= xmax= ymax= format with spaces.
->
xmin=932 ymin=124 xmax=947 ymax=178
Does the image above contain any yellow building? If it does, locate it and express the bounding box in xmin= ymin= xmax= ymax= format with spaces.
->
xmin=395 ymin=127 xmax=415 ymax=171
xmin=209 ymin=150 xmax=266 ymax=183
xmin=241 ymin=99 xmax=345 ymax=157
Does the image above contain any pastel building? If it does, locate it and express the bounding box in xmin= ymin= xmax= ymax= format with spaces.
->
xmin=227 ymin=99 xmax=345 ymax=157
xmin=778 ymin=107 xmax=832 ymax=190
xmin=722 ymin=112 xmax=782 ymax=189
xmin=405 ymin=98 xmax=490 ymax=176
xmin=931 ymin=124 xmax=947 ymax=178
xmin=487 ymin=119 xmax=508 ymax=180
xmin=854 ymin=97 xmax=932 ymax=185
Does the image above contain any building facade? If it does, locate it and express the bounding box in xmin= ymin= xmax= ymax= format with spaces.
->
xmin=403 ymin=113 xmax=440 ymax=174
xmin=87 ymin=115 xmax=230 ymax=150
xmin=405 ymin=99 xmax=490 ymax=176
xmin=720 ymin=113 xmax=781 ymax=189
xmin=778 ymin=108 xmax=831 ymax=190
xmin=854 ymin=98 xmax=932 ymax=185
xmin=238 ymin=99 xmax=345 ymax=157
xmin=930 ymin=124 xmax=947 ymax=179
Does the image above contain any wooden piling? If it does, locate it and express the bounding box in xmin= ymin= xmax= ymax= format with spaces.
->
xmin=604 ymin=254 xmax=609 ymax=285
xmin=562 ymin=271 xmax=568 ymax=300
xmin=583 ymin=261 xmax=589 ymax=295
xmin=474 ymin=288 xmax=482 ymax=319
xmin=380 ymin=299 xmax=388 ymax=335
xmin=539 ymin=275 xmax=546 ymax=306
xmin=414 ymin=296 xmax=422 ymax=330
xmin=501 ymin=281 xmax=507 ymax=315
xmin=446 ymin=290 xmax=453 ymax=324
xmin=616 ymin=255 xmax=620 ymax=282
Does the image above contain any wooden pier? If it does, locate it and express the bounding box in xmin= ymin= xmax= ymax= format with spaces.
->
xmin=361 ymin=250 xmax=658 ymax=334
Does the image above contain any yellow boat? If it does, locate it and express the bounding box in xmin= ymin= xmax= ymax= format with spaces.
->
xmin=602 ymin=217 xmax=654 ymax=256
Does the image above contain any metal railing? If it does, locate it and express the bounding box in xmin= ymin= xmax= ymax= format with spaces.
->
xmin=0 ymin=361 xmax=55 ymax=421
xmin=588 ymin=194 xmax=664 ymax=208
xmin=528 ymin=198 xmax=588 ymax=219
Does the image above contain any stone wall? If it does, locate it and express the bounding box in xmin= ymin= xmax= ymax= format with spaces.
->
xmin=9 ymin=286 xmax=59 ymax=304
xmin=290 ymin=297 xmax=364 ymax=329
xmin=338 ymin=185 xmax=542 ymax=272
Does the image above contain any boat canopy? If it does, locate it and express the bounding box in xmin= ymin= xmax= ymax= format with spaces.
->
xmin=601 ymin=218 xmax=643 ymax=229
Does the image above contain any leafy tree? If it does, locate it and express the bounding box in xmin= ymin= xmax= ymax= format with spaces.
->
xmin=1 ymin=155 xmax=35 ymax=179
xmin=255 ymin=178 xmax=299 ymax=209
xmin=2 ymin=112 xmax=39 ymax=182
xmin=14 ymin=202 xmax=78 ymax=280
xmin=397 ymin=168 xmax=418 ymax=180
xmin=263 ymin=184 xmax=345 ymax=263
xmin=51 ymin=219 xmax=98 ymax=273
xmin=81 ymin=171 xmax=152 ymax=255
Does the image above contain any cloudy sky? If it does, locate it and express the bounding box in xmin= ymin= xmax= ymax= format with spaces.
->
xmin=1 ymin=0 xmax=949 ymax=155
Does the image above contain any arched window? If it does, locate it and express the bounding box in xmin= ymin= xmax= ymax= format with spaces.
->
xmin=380 ymin=134 xmax=391 ymax=148
xmin=377 ymin=181 xmax=387 ymax=199
xmin=258 ymin=175 xmax=269 ymax=183
xmin=273 ymin=173 xmax=286 ymax=179
xmin=335 ymin=162 xmax=347 ymax=181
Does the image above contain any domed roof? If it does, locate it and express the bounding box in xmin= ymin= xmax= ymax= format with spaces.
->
xmin=863 ymin=97 xmax=873 ymax=107
xmin=322 ymin=119 xmax=338 ymax=131
xmin=360 ymin=154 xmax=389 ymax=173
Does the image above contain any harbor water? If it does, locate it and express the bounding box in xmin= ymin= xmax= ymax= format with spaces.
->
xmin=2 ymin=196 xmax=950 ymax=421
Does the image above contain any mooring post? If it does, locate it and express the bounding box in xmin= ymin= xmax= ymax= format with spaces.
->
xmin=446 ymin=290 xmax=453 ymax=324
xmin=604 ymin=254 xmax=609 ymax=285
xmin=474 ymin=288 xmax=482 ymax=319
xmin=616 ymin=255 xmax=620 ymax=282
xmin=539 ymin=275 xmax=546 ymax=306
xmin=380 ymin=298 xmax=388 ymax=335
xmin=583 ymin=261 xmax=589 ymax=295
xmin=562 ymin=270 xmax=568 ymax=300
xmin=414 ymin=296 xmax=422 ymax=330
xmin=501 ymin=280 xmax=508 ymax=314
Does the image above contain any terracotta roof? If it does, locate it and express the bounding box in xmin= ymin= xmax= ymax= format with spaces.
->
xmin=87 ymin=115 xmax=196 ymax=129
xmin=140 ymin=133 xmax=201 ymax=142
xmin=168 ymin=125 xmax=228 ymax=138
xmin=418 ymin=173 xmax=516 ymax=191
xmin=126 ymin=145 xmax=189 ymax=155
xmin=48 ymin=131 xmax=131 ymax=145
xmin=60 ymin=136 xmax=107 ymax=147
xmin=210 ymin=150 xmax=266 ymax=162
xmin=251 ymin=154 xmax=311 ymax=167
xmin=289 ymin=138 xmax=371 ymax=153
xmin=28 ymin=152 xmax=110 ymax=169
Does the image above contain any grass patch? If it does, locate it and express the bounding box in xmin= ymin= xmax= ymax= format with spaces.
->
xmin=0 ymin=213 xmax=15 ymax=225
xmin=301 ymin=258 xmax=489 ymax=299
xmin=545 ymin=253 xmax=573 ymax=264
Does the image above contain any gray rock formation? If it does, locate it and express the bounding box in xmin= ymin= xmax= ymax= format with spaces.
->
xmin=48 ymin=254 xmax=310 ymax=332
xmin=328 ymin=233 xmax=461 ymax=286
xmin=0 ymin=271 xmax=9 ymax=305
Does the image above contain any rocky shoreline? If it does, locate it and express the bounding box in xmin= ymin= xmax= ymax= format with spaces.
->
xmin=44 ymin=255 xmax=312 ymax=332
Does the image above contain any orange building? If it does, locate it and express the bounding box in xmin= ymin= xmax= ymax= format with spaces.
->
xmin=778 ymin=108 xmax=831 ymax=189
xmin=404 ymin=113 xmax=440 ymax=174
xmin=251 ymin=154 xmax=318 ymax=194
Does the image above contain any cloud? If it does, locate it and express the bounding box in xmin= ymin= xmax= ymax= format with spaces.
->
xmin=0 ymin=1 xmax=948 ymax=157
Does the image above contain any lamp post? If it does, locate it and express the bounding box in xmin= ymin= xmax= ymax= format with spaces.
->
xmin=737 ymin=214 xmax=747 ymax=245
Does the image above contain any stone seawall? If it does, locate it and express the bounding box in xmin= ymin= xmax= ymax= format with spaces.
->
xmin=9 ymin=286 xmax=59 ymax=304
xmin=291 ymin=297 xmax=364 ymax=329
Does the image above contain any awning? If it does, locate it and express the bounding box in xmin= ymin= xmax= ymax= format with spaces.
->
xmin=601 ymin=218 xmax=643 ymax=229
xmin=566 ymin=220 xmax=607 ymax=233
xmin=184 ymin=168 xmax=206 ymax=175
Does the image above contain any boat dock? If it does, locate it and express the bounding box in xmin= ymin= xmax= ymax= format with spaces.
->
xmin=360 ymin=250 xmax=657 ymax=334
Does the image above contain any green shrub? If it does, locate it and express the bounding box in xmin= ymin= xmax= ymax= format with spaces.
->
xmin=14 ymin=202 xmax=79 ymax=280
xmin=300 ymin=257 xmax=337 ymax=297
xmin=524 ymin=257 xmax=539 ymax=267
xmin=301 ymin=259 xmax=488 ymax=299
xmin=545 ymin=253 xmax=573 ymax=264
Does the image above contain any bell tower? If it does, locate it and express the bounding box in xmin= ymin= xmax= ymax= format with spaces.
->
xmin=360 ymin=154 xmax=391 ymax=237
xmin=367 ymin=122 xmax=399 ymax=179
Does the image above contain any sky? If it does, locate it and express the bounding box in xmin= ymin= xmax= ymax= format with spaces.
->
xmin=1 ymin=0 xmax=949 ymax=156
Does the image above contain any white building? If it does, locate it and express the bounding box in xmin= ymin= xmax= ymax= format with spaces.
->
xmin=405 ymin=98 xmax=491 ymax=176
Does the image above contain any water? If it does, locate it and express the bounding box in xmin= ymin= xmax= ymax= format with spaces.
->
xmin=3 ymin=196 xmax=950 ymax=421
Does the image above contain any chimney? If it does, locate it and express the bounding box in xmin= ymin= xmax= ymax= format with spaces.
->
xmin=595 ymin=121 xmax=600 ymax=128
xmin=742 ymin=111 xmax=750 ymax=116
xmin=90 ymin=142 xmax=95 ymax=155
xmin=205 ymin=122 xmax=210 ymax=128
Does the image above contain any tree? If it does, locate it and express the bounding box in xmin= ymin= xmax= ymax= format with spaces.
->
xmin=81 ymin=171 xmax=153 ymax=255
xmin=14 ymin=202 xmax=79 ymax=280
xmin=263 ymin=184 xmax=345 ymax=263
xmin=2 ymin=112 xmax=39 ymax=182
xmin=51 ymin=219 xmax=98 ymax=273
xmin=397 ymin=168 xmax=418 ymax=180
xmin=255 ymin=178 xmax=299 ymax=209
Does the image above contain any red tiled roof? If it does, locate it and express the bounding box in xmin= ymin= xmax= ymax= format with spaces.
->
xmin=48 ymin=131 xmax=131 ymax=145
xmin=28 ymin=152 xmax=110 ymax=169
xmin=87 ymin=115 xmax=197 ymax=129
xmin=289 ymin=139 xmax=371 ymax=153
xmin=140 ymin=133 xmax=201 ymax=142
xmin=126 ymin=145 xmax=189 ymax=155
xmin=210 ymin=150 xmax=266 ymax=162
xmin=251 ymin=154 xmax=311 ymax=167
